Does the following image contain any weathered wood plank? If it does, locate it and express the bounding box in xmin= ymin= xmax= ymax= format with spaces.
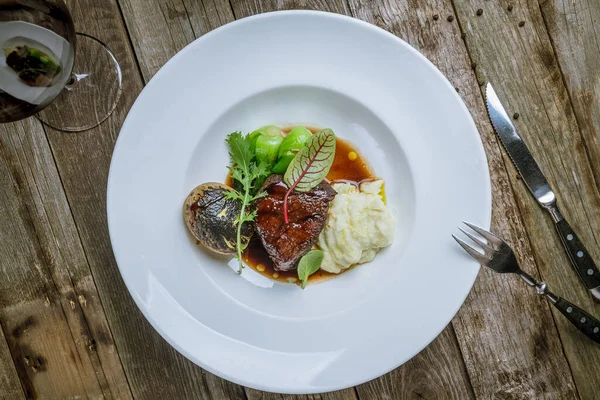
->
xmin=0 ymin=326 xmax=24 ymax=400
xmin=183 ymin=0 xmax=236 ymax=38
xmin=231 ymin=0 xmax=476 ymax=398
xmin=540 ymin=0 xmax=600 ymax=193
xmin=452 ymin=0 xmax=600 ymax=398
xmin=0 ymin=117 xmax=131 ymax=399
xmin=245 ymin=389 xmax=357 ymax=400
xmin=539 ymin=3 xmax=600 ymax=394
xmin=118 ymin=0 xmax=195 ymax=81
xmin=118 ymin=0 xmax=233 ymax=81
xmin=231 ymin=0 xmax=349 ymax=16
xmin=354 ymin=326 xmax=474 ymax=400
xmin=35 ymin=0 xmax=246 ymax=399
xmin=7 ymin=0 xmax=588 ymax=399
xmin=347 ymin=0 xmax=578 ymax=398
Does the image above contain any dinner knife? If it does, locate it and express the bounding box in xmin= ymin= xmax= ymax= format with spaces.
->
xmin=485 ymin=83 xmax=600 ymax=301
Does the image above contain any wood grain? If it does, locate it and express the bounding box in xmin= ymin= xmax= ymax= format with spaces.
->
xmin=354 ymin=326 xmax=474 ymax=400
xmin=231 ymin=0 xmax=350 ymax=16
xmin=347 ymin=0 xmax=578 ymax=397
xmin=183 ymin=0 xmax=235 ymax=38
xmin=0 ymin=117 xmax=132 ymax=399
xmin=0 ymin=327 xmax=23 ymax=400
xmin=1 ymin=0 xmax=598 ymax=397
xmin=540 ymin=0 xmax=600 ymax=193
xmin=245 ymin=389 xmax=357 ymax=400
xmin=452 ymin=0 xmax=600 ymax=398
xmin=538 ymin=0 xmax=600 ymax=397
xmin=118 ymin=0 xmax=233 ymax=81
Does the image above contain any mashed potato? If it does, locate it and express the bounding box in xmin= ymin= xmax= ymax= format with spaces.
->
xmin=318 ymin=180 xmax=395 ymax=274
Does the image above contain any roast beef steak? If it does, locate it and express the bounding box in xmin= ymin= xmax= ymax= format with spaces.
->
xmin=254 ymin=175 xmax=337 ymax=271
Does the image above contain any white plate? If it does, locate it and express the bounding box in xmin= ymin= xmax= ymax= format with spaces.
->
xmin=108 ymin=11 xmax=490 ymax=394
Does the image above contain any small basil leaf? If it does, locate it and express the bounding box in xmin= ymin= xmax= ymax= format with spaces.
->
xmin=298 ymin=250 xmax=324 ymax=289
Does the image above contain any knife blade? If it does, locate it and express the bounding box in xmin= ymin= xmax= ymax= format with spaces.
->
xmin=485 ymin=83 xmax=600 ymax=301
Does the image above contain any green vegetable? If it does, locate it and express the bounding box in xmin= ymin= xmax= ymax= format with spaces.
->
xmin=272 ymin=126 xmax=312 ymax=173
xmin=249 ymin=125 xmax=284 ymax=166
xmin=4 ymin=45 xmax=61 ymax=87
xmin=225 ymin=132 xmax=270 ymax=273
xmin=272 ymin=153 xmax=295 ymax=174
xmin=279 ymin=126 xmax=312 ymax=155
xmin=298 ymin=250 xmax=324 ymax=288
xmin=283 ymin=129 xmax=336 ymax=222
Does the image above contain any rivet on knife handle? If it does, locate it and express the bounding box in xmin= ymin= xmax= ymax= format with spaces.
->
xmin=553 ymin=297 xmax=600 ymax=343
xmin=553 ymin=216 xmax=600 ymax=292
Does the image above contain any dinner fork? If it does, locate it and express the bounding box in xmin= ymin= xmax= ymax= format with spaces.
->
xmin=453 ymin=222 xmax=600 ymax=344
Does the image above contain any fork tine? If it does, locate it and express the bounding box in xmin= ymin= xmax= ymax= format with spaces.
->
xmin=458 ymin=227 xmax=493 ymax=253
xmin=452 ymin=234 xmax=490 ymax=265
xmin=462 ymin=221 xmax=503 ymax=246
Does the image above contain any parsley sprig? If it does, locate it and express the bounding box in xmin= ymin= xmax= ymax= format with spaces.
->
xmin=225 ymin=132 xmax=270 ymax=273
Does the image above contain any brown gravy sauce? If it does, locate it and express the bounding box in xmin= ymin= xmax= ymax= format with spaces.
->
xmin=226 ymin=126 xmax=376 ymax=285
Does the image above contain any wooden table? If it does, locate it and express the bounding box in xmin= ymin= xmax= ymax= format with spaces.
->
xmin=2 ymin=0 xmax=600 ymax=398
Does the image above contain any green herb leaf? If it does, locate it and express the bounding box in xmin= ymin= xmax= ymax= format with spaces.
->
xmin=226 ymin=132 xmax=253 ymax=183
xmin=225 ymin=131 xmax=270 ymax=273
xmin=282 ymin=129 xmax=336 ymax=222
xmin=298 ymin=250 xmax=325 ymax=289
xmin=4 ymin=45 xmax=61 ymax=87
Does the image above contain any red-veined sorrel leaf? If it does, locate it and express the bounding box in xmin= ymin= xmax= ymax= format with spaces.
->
xmin=282 ymin=129 xmax=336 ymax=223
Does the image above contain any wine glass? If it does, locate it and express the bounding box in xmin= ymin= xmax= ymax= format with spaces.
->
xmin=0 ymin=0 xmax=122 ymax=131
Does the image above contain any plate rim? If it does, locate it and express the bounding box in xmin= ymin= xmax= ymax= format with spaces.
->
xmin=107 ymin=9 xmax=492 ymax=394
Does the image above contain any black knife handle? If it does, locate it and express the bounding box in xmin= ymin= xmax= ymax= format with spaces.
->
xmin=555 ymin=219 xmax=600 ymax=290
xmin=553 ymin=297 xmax=600 ymax=343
